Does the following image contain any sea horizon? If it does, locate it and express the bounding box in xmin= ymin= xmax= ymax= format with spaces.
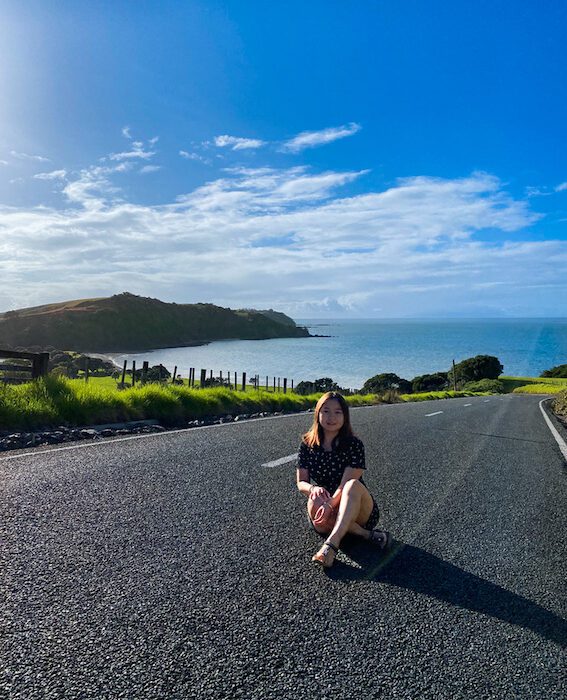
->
xmin=106 ymin=317 xmax=567 ymax=390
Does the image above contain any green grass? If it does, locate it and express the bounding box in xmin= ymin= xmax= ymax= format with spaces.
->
xmin=511 ymin=383 xmax=566 ymax=395
xmin=0 ymin=376 xmax=326 ymax=432
xmin=400 ymin=390 xmax=482 ymax=401
xmin=499 ymin=375 xmax=567 ymax=392
xmin=3 ymin=373 xmax=563 ymax=433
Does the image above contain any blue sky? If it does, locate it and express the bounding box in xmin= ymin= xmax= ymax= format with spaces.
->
xmin=0 ymin=0 xmax=565 ymax=317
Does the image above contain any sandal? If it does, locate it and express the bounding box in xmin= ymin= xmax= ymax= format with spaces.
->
xmin=311 ymin=540 xmax=339 ymax=568
xmin=368 ymin=529 xmax=392 ymax=551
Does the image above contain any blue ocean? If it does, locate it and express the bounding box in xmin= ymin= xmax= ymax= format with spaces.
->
xmin=110 ymin=318 xmax=567 ymax=390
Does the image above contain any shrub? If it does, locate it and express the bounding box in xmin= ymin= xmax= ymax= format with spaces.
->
xmin=411 ymin=372 xmax=449 ymax=393
xmin=295 ymin=377 xmax=341 ymax=396
xmin=448 ymin=355 xmax=503 ymax=387
xmin=552 ymin=389 xmax=567 ymax=418
xmin=463 ymin=379 xmax=505 ymax=393
xmin=541 ymin=364 xmax=567 ymax=378
xmin=361 ymin=373 xmax=412 ymax=394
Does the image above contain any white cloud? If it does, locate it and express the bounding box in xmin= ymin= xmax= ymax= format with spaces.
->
xmin=0 ymin=160 xmax=8 ymax=166
xmin=282 ymin=122 xmax=361 ymax=153
xmin=139 ymin=165 xmax=161 ymax=174
xmin=109 ymin=145 xmax=155 ymax=161
xmin=109 ymin=136 xmax=157 ymax=162
xmin=122 ymin=126 xmax=132 ymax=139
xmin=180 ymin=150 xmax=211 ymax=164
xmin=10 ymin=150 xmax=50 ymax=162
xmin=213 ymin=135 xmax=267 ymax=150
xmin=0 ymin=163 xmax=563 ymax=317
xmin=33 ymin=169 xmax=67 ymax=180
xmin=555 ymin=182 xmax=567 ymax=192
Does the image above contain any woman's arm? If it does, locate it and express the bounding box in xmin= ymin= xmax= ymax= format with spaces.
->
xmin=296 ymin=468 xmax=312 ymax=497
xmin=297 ymin=468 xmax=330 ymax=500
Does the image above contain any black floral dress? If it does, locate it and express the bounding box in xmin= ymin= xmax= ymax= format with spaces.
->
xmin=297 ymin=435 xmax=380 ymax=530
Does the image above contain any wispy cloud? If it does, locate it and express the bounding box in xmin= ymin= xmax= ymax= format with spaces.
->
xmin=122 ymin=126 xmax=132 ymax=139
xmin=0 ymin=160 xmax=8 ymax=166
xmin=555 ymin=182 xmax=567 ymax=192
xmin=33 ymin=169 xmax=67 ymax=181
xmin=109 ymin=141 xmax=156 ymax=161
xmin=213 ymin=135 xmax=267 ymax=150
xmin=180 ymin=150 xmax=211 ymax=164
xmin=282 ymin=122 xmax=361 ymax=153
xmin=1 ymin=163 xmax=559 ymax=318
xmin=10 ymin=150 xmax=50 ymax=163
xmin=139 ymin=165 xmax=161 ymax=174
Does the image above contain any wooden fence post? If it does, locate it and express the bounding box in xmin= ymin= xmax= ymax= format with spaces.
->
xmin=283 ymin=378 xmax=287 ymax=394
xmin=40 ymin=352 xmax=49 ymax=378
xmin=273 ymin=377 xmax=276 ymax=392
xmin=172 ymin=366 xmax=177 ymax=384
xmin=142 ymin=361 xmax=149 ymax=383
xmin=121 ymin=360 xmax=127 ymax=385
xmin=266 ymin=375 xmax=268 ymax=391
xmin=132 ymin=360 xmax=136 ymax=386
xmin=85 ymin=357 xmax=90 ymax=383
xmin=452 ymin=359 xmax=457 ymax=392
xmin=31 ymin=353 xmax=49 ymax=379
xmin=234 ymin=372 xmax=238 ymax=391
xmin=278 ymin=377 xmax=281 ymax=392
xmin=291 ymin=379 xmax=294 ymax=392
xmin=242 ymin=372 xmax=247 ymax=392
xmin=200 ymin=369 xmax=206 ymax=388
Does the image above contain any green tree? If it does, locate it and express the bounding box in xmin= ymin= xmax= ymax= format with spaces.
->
xmin=361 ymin=373 xmax=412 ymax=394
xmin=541 ymin=364 xmax=567 ymax=378
xmin=449 ymin=355 xmax=503 ymax=386
xmin=295 ymin=377 xmax=341 ymax=395
xmin=411 ymin=372 xmax=449 ymax=393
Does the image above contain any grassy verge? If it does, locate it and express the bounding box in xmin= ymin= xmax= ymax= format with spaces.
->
xmin=511 ymin=383 xmax=567 ymax=395
xmin=0 ymin=376 xmax=324 ymax=432
xmin=0 ymin=376 xmax=494 ymax=433
xmin=498 ymin=376 xmax=567 ymax=394
xmin=400 ymin=390 xmax=482 ymax=401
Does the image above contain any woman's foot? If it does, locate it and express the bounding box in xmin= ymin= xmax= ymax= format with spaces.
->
xmin=312 ymin=541 xmax=339 ymax=568
xmin=367 ymin=529 xmax=392 ymax=550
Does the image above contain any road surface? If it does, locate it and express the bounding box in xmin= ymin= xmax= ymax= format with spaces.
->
xmin=1 ymin=394 xmax=566 ymax=699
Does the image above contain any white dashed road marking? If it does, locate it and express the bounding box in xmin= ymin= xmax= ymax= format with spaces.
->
xmin=425 ymin=411 xmax=443 ymax=417
xmin=262 ymin=453 xmax=298 ymax=468
xmin=464 ymin=403 xmax=472 ymax=407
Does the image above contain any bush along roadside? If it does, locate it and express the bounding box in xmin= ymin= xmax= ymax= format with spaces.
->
xmin=552 ymin=389 xmax=567 ymax=428
xmin=0 ymin=376 xmax=489 ymax=453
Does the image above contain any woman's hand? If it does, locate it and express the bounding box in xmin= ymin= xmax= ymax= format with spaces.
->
xmin=309 ymin=485 xmax=331 ymax=501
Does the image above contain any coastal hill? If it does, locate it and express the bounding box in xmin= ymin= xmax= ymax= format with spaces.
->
xmin=0 ymin=292 xmax=310 ymax=352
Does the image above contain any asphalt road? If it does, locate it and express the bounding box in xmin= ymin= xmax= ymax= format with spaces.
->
xmin=2 ymin=395 xmax=566 ymax=699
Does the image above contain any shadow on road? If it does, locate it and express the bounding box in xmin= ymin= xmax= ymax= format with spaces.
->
xmin=328 ymin=539 xmax=567 ymax=649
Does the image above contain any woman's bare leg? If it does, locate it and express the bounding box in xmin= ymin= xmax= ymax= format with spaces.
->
xmin=312 ymin=480 xmax=373 ymax=565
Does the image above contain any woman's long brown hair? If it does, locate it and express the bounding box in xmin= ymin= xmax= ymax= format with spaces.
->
xmin=302 ymin=391 xmax=353 ymax=448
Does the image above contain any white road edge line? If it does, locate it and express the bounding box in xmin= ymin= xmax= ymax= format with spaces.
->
xmin=539 ymin=398 xmax=567 ymax=462
xmin=262 ymin=453 xmax=298 ymax=468
xmin=425 ymin=411 xmax=443 ymax=417
xmin=464 ymin=403 xmax=472 ymax=407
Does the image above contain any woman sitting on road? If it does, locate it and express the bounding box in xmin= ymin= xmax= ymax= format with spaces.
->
xmin=297 ymin=391 xmax=391 ymax=568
